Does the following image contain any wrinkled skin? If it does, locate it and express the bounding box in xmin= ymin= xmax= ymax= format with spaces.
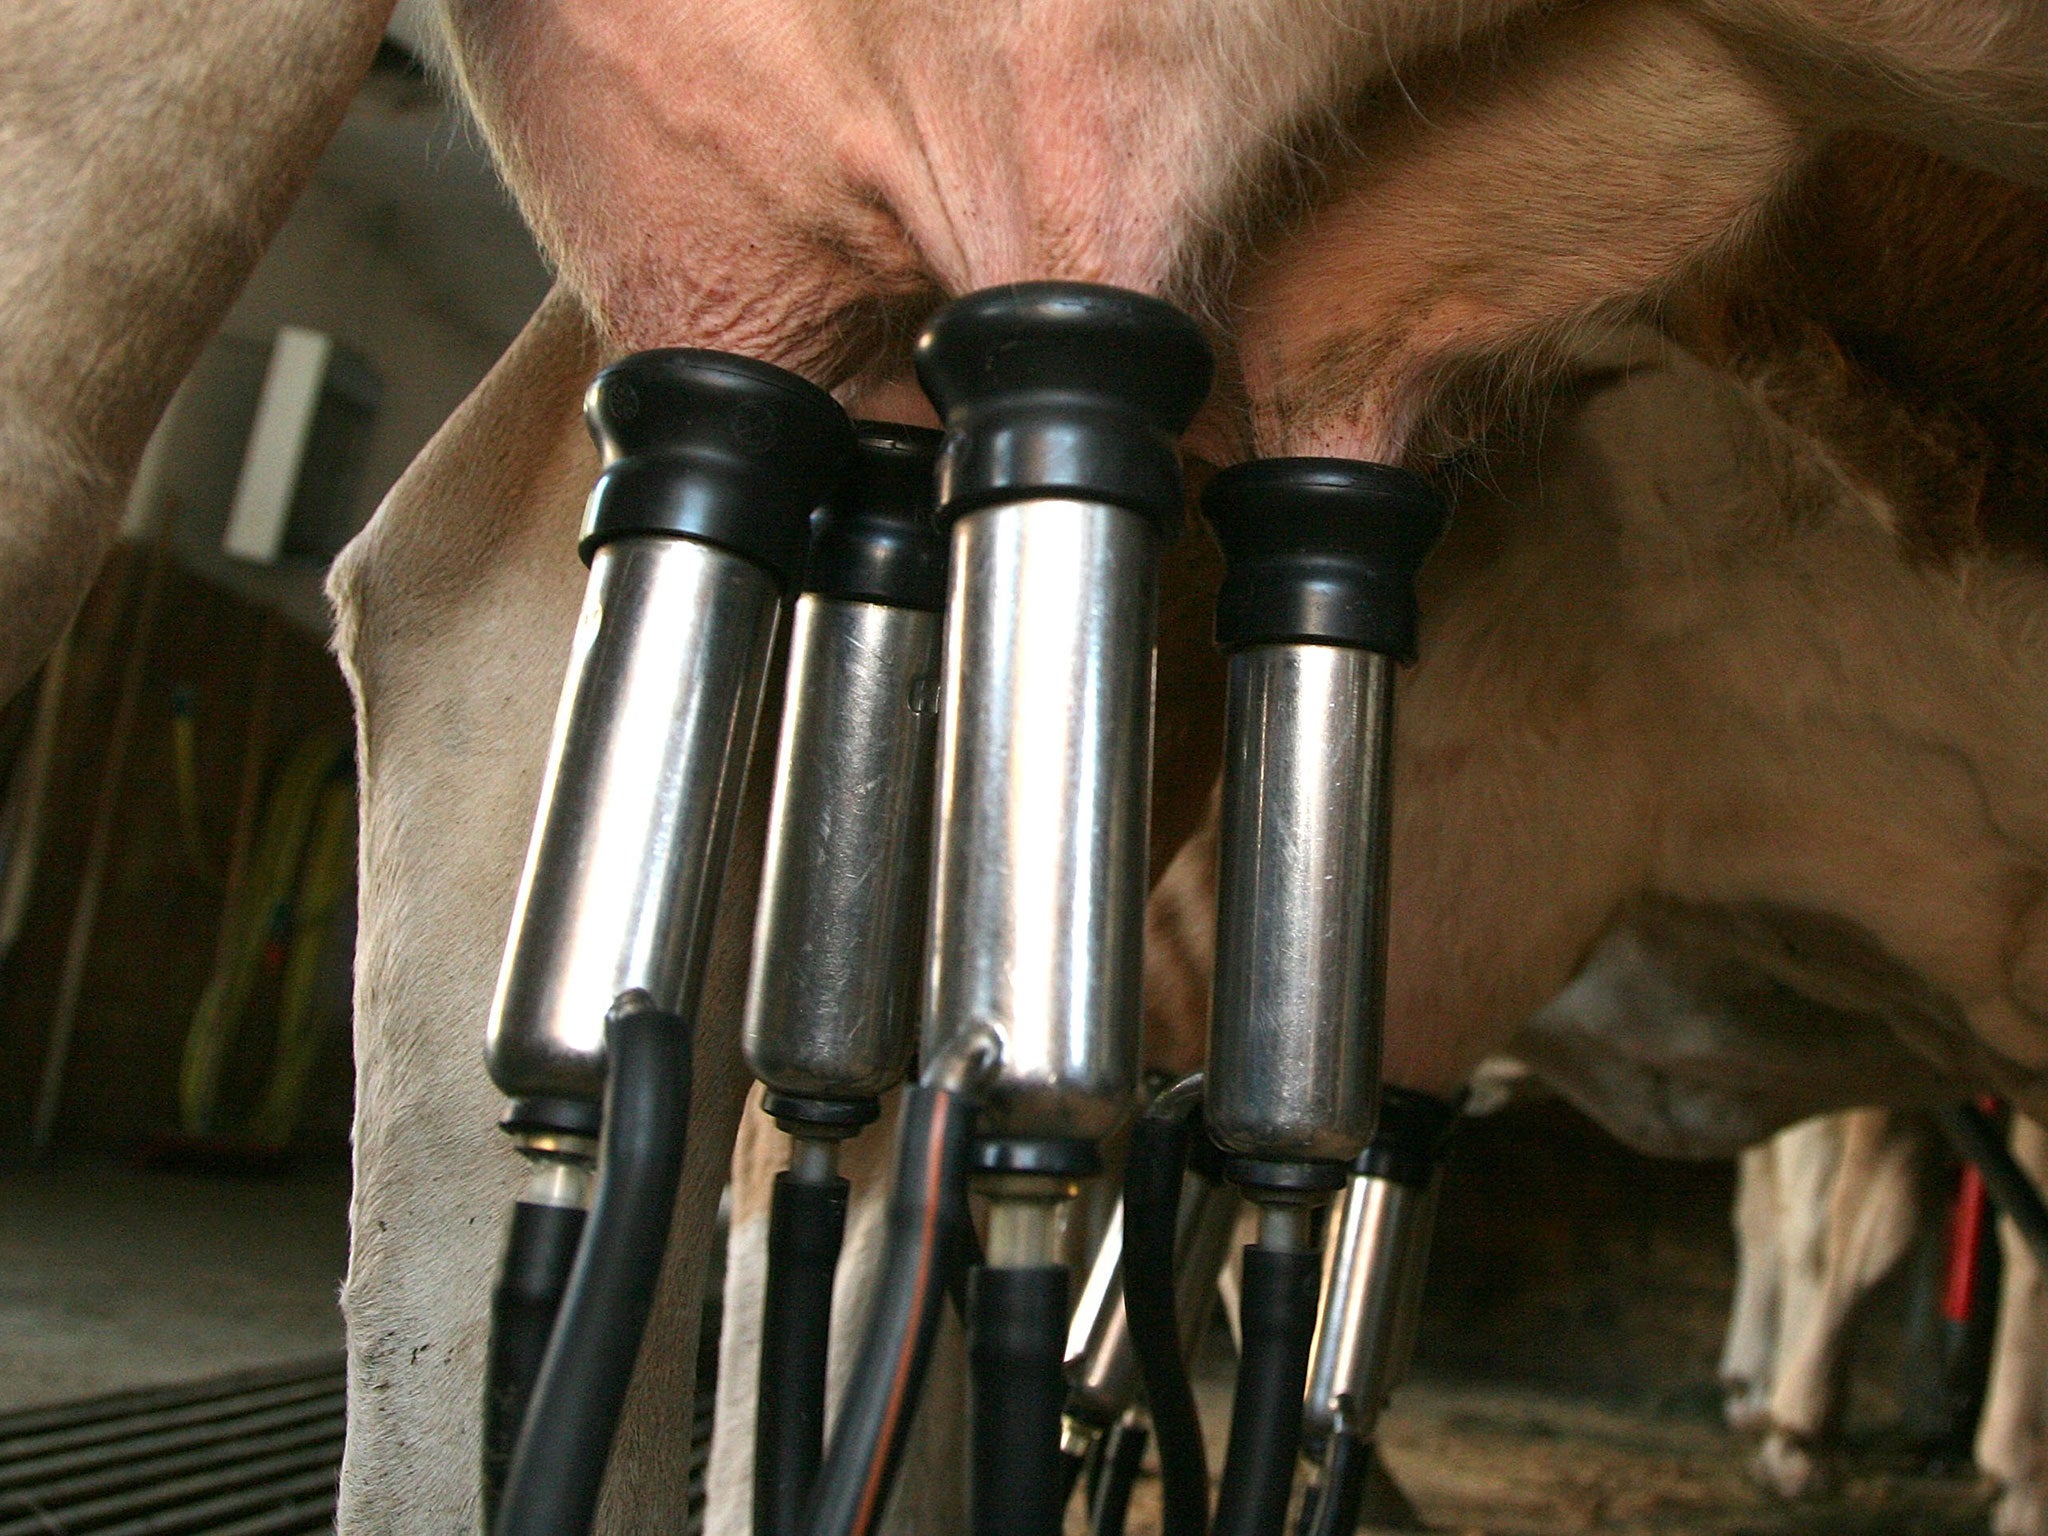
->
xmin=433 ymin=0 xmax=2048 ymax=422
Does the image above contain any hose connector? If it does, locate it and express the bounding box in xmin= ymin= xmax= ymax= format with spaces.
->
xmin=924 ymin=1019 xmax=1004 ymax=1099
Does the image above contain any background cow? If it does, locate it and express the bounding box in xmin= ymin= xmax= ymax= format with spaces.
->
xmin=1716 ymin=1108 xmax=2048 ymax=1536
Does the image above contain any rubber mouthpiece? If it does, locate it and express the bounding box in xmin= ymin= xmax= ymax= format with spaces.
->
xmin=580 ymin=349 xmax=856 ymax=587
xmin=914 ymin=283 xmax=1214 ymax=533
xmin=803 ymin=423 xmax=947 ymax=611
xmin=1201 ymin=457 xmax=1448 ymax=658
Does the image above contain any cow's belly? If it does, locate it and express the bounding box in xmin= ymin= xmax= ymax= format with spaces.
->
xmin=1510 ymin=900 xmax=1969 ymax=1159
xmin=1367 ymin=341 xmax=2048 ymax=1109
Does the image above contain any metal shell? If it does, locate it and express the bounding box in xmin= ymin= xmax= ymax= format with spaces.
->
xmin=921 ymin=499 xmax=1157 ymax=1142
xmin=1205 ymin=644 xmax=1394 ymax=1162
xmin=1064 ymin=1174 xmax=1240 ymax=1428
xmin=1303 ymin=1171 xmax=1435 ymax=1442
xmin=743 ymin=595 xmax=942 ymax=1099
xmin=487 ymin=537 xmax=781 ymax=1098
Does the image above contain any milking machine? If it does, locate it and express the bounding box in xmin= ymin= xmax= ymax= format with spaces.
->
xmin=469 ymin=281 xmax=1458 ymax=1536
xmin=1198 ymin=459 xmax=1445 ymax=1536
xmin=742 ymin=422 xmax=948 ymax=1536
xmin=1296 ymin=1087 xmax=1460 ymax=1536
xmin=796 ymin=282 xmax=1214 ymax=1536
xmin=482 ymin=350 xmax=855 ymax=1536
xmin=1119 ymin=1073 xmax=1224 ymax=1536
xmin=924 ymin=284 xmax=1211 ymax=1536
xmin=1062 ymin=1112 xmax=1240 ymax=1518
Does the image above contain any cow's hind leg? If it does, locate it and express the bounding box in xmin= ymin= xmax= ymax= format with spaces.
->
xmin=1755 ymin=1110 xmax=1923 ymax=1499
xmin=1978 ymin=1116 xmax=2048 ymax=1536
xmin=1722 ymin=1140 xmax=1783 ymax=1433
xmin=333 ymin=285 xmax=790 ymax=1531
xmin=332 ymin=288 xmax=599 ymax=1533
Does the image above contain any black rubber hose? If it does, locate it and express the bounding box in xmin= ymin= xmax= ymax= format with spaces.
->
xmin=1295 ymin=1432 xmax=1367 ymax=1536
xmin=483 ymin=1199 xmax=588 ymax=1525
xmin=1089 ymin=1418 xmax=1150 ymax=1536
xmin=756 ymin=1170 xmax=852 ymax=1536
xmin=495 ymin=1002 xmax=692 ymax=1536
xmin=1937 ymin=1103 xmax=2048 ymax=1272
xmin=1211 ymin=1245 xmax=1323 ymax=1536
xmin=969 ymin=1264 xmax=1071 ymax=1536
xmin=800 ymin=1081 xmax=976 ymax=1536
xmin=1123 ymin=1089 xmax=1210 ymax=1536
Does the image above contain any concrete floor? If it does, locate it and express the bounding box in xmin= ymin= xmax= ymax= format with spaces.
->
xmin=0 ymin=1154 xmax=349 ymax=1410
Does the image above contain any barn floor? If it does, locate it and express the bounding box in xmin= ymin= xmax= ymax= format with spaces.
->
xmin=1079 ymin=1095 xmax=1998 ymax=1536
xmin=1098 ymin=1376 xmax=1993 ymax=1536
xmin=1354 ymin=1099 xmax=1995 ymax=1534
xmin=0 ymin=1107 xmax=1997 ymax=1533
xmin=1370 ymin=1380 xmax=1991 ymax=1535
xmin=0 ymin=1153 xmax=348 ymax=1410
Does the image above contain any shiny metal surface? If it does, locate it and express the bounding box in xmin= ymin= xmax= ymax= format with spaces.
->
xmin=1065 ymin=1198 xmax=1129 ymax=1409
xmin=744 ymin=595 xmax=941 ymax=1098
xmin=922 ymin=499 xmax=1157 ymax=1141
xmin=786 ymin=1137 xmax=840 ymax=1184
xmin=1303 ymin=1172 xmax=1429 ymax=1442
xmin=521 ymin=1157 xmax=595 ymax=1211
xmin=985 ymin=1190 xmax=1073 ymax=1268
xmin=1064 ymin=1173 xmax=1239 ymax=1427
xmin=1206 ymin=645 xmax=1395 ymax=1161
xmin=1257 ymin=1202 xmax=1314 ymax=1252
xmin=487 ymin=537 xmax=782 ymax=1097
xmin=1386 ymin=1171 xmax=1442 ymax=1398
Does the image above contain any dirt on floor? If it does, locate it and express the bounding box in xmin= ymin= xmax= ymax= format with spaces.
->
xmin=1095 ymin=1380 xmax=1993 ymax=1536
xmin=1361 ymin=1098 xmax=1992 ymax=1532
xmin=1372 ymin=1380 xmax=1992 ymax=1535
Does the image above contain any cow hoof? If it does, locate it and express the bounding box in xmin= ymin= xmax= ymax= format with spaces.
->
xmin=1752 ymin=1431 xmax=1833 ymax=1499
xmin=1993 ymin=1484 xmax=2048 ymax=1536
xmin=1722 ymin=1379 xmax=1771 ymax=1434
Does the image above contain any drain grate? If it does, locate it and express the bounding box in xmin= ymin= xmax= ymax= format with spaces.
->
xmin=0 ymin=1358 xmax=344 ymax=1535
xmin=0 ymin=1277 xmax=719 ymax=1536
